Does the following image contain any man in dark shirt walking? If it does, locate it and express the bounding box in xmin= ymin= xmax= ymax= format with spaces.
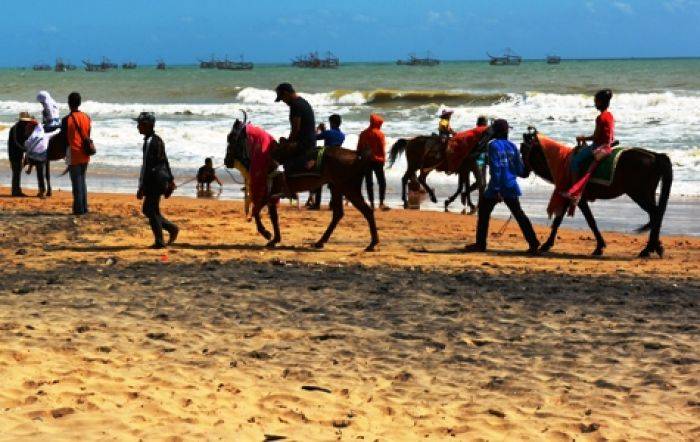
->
xmin=135 ymin=112 xmax=179 ymax=249
xmin=275 ymin=83 xmax=317 ymax=171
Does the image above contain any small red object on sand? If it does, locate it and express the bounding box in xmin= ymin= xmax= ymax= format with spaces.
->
xmin=160 ymin=253 xmax=169 ymax=263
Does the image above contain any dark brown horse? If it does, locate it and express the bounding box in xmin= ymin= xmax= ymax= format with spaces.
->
xmin=224 ymin=120 xmax=379 ymax=251
xmin=520 ymin=127 xmax=672 ymax=257
xmin=11 ymin=121 xmax=68 ymax=197
xmin=387 ymin=135 xmax=484 ymax=211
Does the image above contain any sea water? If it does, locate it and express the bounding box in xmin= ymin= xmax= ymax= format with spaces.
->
xmin=1 ymin=59 xmax=698 ymax=234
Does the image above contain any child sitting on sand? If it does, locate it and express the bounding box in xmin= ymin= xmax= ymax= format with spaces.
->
xmin=196 ymin=158 xmax=223 ymax=191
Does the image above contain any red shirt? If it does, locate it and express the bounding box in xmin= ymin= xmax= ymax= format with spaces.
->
xmin=66 ymin=111 xmax=92 ymax=165
xmin=592 ymin=110 xmax=614 ymax=146
xmin=357 ymin=114 xmax=386 ymax=163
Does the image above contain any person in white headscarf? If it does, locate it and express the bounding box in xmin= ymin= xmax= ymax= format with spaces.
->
xmin=36 ymin=90 xmax=61 ymax=132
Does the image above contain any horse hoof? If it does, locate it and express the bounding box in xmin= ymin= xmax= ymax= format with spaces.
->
xmin=313 ymin=242 xmax=324 ymax=249
xmin=592 ymin=248 xmax=604 ymax=256
xmin=430 ymin=197 xmax=438 ymax=204
xmin=365 ymin=243 xmax=378 ymax=252
xmin=260 ymin=230 xmax=272 ymax=240
xmin=265 ymin=240 xmax=279 ymax=248
xmin=539 ymin=243 xmax=553 ymax=253
xmin=466 ymin=207 xmax=477 ymax=216
xmin=638 ymin=248 xmax=651 ymax=258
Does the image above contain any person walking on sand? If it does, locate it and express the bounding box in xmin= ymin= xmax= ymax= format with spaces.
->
xmin=358 ymin=113 xmax=389 ymax=211
xmin=465 ymin=119 xmax=540 ymax=255
xmin=60 ymin=92 xmax=91 ymax=215
xmin=135 ymin=112 xmax=179 ymax=249
xmin=6 ymin=112 xmax=32 ymax=197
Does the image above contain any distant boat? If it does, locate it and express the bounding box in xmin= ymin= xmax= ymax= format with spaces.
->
xmin=292 ymin=51 xmax=339 ymax=69
xmin=546 ymin=55 xmax=561 ymax=64
xmin=54 ymin=58 xmax=76 ymax=72
xmin=488 ymin=48 xmax=522 ymax=66
xmin=122 ymin=61 xmax=137 ymax=69
xmin=217 ymin=55 xmax=253 ymax=71
xmin=397 ymin=52 xmax=440 ymax=66
xmin=32 ymin=63 xmax=51 ymax=71
xmin=84 ymin=57 xmax=117 ymax=72
xmin=199 ymin=55 xmax=219 ymax=69
xmin=156 ymin=59 xmax=166 ymax=70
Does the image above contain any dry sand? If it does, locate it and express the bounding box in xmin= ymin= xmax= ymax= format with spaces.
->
xmin=0 ymin=188 xmax=699 ymax=441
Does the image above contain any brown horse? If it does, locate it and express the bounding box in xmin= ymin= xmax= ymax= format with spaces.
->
xmin=224 ymin=120 xmax=379 ymax=251
xmin=520 ymin=127 xmax=672 ymax=257
xmin=387 ymin=135 xmax=485 ymax=211
xmin=11 ymin=121 xmax=68 ymax=197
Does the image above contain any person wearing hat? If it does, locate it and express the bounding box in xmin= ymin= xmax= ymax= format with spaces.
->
xmin=274 ymin=83 xmax=317 ymax=171
xmin=6 ymin=112 xmax=34 ymax=197
xmin=438 ymin=109 xmax=455 ymax=138
xmin=465 ymin=119 xmax=540 ymax=255
xmin=135 ymin=112 xmax=179 ymax=249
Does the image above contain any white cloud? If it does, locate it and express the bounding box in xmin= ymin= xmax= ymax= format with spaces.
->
xmin=427 ymin=11 xmax=457 ymax=25
xmin=612 ymin=1 xmax=634 ymax=14
xmin=663 ymin=0 xmax=696 ymax=12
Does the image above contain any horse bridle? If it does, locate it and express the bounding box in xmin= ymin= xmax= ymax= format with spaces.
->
xmin=520 ymin=126 xmax=539 ymax=171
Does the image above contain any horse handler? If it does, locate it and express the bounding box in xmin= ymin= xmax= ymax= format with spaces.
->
xmin=135 ymin=112 xmax=179 ymax=249
xmin=465 ymin=119 xmax=540 ymax=255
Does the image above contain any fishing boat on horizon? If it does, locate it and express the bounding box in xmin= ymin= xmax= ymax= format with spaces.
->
xmin=54 ymin=58 xmax=76 ymax=72
xmin=156 ymin=59 xmax=166 ymax=70
xmin=488 ymin=48 xmax=522 ymax=66
xmin=32 ymin=63 xmax=52 ymax=71
xmin=199 ymin=55 xmax=219 ymax=69
xmin=546 ymin=54 xmax=562 ymax=64
xmin=122 ymin=61 xmax=137 ymax=69
xmin=217 ymin=55 xmax=254 ymax=71
xmin=396 ymin=52 xmax=440 ymax=66
xmin=292 ymin=51 xmax=339 ymax=68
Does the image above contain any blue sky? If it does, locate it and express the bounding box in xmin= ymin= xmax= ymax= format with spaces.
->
xmin=1 ymin=0 xmax=698 ymax=66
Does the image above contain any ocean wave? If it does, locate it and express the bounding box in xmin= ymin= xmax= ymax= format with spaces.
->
xmin=234 ymin=87 xmax=510 ymax=106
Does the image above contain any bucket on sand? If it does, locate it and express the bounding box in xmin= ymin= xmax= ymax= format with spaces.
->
xmin=407 ymin=181 xmax=422 ymax=210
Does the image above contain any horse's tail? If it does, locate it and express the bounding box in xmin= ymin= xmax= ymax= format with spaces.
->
xmin=388 ymin=138 xmax=408 ymax=168
xmin=656 ymin=153 xmax=672 ymax=224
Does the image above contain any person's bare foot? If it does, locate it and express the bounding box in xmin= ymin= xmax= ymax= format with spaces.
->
xmin=379 ymin=204 xmax=390 ymax=211
xmin=167 ymin=227 xmax=179 ymax=245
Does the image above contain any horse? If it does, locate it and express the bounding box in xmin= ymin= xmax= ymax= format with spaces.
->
xmin=11 ymin=120 xmax=68 ymax=197
xmin=224 ymin=118 xmax=379 ymax=251
xmin=387 ymin=135 xmax=485 ymax=212
xmin=520 ymin=127 xmax=672 ymax=258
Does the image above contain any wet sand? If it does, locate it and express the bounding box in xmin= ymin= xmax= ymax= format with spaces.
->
xmin=0 ymin=188 xmax=699 ymax=441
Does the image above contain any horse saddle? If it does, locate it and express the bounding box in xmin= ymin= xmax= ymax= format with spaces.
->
xmin=572 ymin=145 xmax=627 ymax=186
xmin=282 ymin=147 xmax=326 ymax=179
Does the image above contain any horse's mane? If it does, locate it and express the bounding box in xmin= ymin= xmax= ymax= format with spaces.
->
xmin=536 ymin=134 xmax=573 ymax=154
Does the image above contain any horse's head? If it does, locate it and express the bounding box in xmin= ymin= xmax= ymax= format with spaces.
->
xmin=520 ymin=126 xmax=553 ymax=182
xmin=225 ymin=111 xmax=249 ymax=169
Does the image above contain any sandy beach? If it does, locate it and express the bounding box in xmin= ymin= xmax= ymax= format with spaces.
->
xmin=0 ymin=188 xmax=699 ymax=441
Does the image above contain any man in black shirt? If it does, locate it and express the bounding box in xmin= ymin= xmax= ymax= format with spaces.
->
xmin=275 ymin=83 xmax=317 ymax=171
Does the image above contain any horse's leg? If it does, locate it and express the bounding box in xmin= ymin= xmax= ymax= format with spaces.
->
xmin=540 ymin=213 xmax=565 ymax=253
xmin=344 ymin=183 xmax=379 ymax=251
xmin=628 ymin=192 xmax=660 ymax=258
xmin=444 ymin=173 xmax=463 ymax=212
xmin=418 ymin=170 xmax=437 ymax=203
xmin=45 ymin=161 xmax=51 ymax=197
xmin=401 ymin=170 xmax=409 ymax=209
xmin=465 ymin=161 xmax=483 ymax=215
xmin=254 ymin=211 xmax=272 ymax=241
xmin=266 ymin=202 xmax=281 ymax=247
xmin=578 ymin=199 xmax=606 ymax=256
xmin=314 ymin=185 xmax=343 ymax=249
